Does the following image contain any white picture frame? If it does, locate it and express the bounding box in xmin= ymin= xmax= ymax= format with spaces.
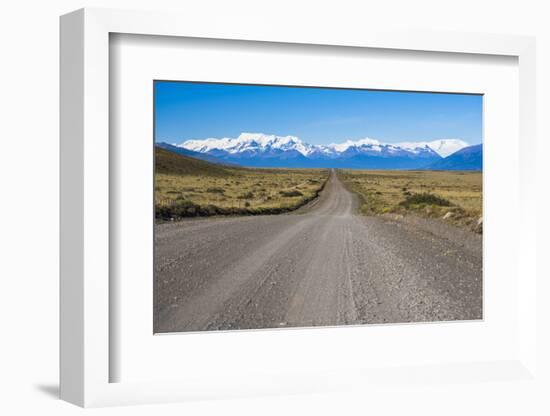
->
xmin=60 ymin=7 xmax=538 ymax=408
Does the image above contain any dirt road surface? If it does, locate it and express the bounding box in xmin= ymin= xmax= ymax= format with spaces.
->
xmin=154 ymin=170 xmax=482 ymax=332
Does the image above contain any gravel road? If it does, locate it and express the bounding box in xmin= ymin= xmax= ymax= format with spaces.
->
xmin=154 ymin=170 xmax=482 ymax=333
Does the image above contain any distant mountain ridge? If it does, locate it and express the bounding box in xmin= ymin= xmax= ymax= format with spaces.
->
xmin=161 ymin=133 xmax=472 ymax=169
xmin=156 ymin=142 xmax=240 ymax=166
xmin=424 ymin=144 xmax=482 ymax=171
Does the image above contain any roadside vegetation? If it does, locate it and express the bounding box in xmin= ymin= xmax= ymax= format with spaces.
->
xmin=338 ymin=169 xmax=482 ymax=232
xmin=155 ymin=147 xmax=328 ymax=220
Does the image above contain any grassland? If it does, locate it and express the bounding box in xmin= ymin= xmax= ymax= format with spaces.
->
xmin=155 ymin=147 xmax=329 ymax=220
xmin=338 ymin=169 xmax=482 ymax=232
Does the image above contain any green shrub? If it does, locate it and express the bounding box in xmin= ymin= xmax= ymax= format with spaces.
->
xmin=279 ymin=190 xmax=303 ymax=197
xmin=399 ymin=193 xmax=451 ymax=207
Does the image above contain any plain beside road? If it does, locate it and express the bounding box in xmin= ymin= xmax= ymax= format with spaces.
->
xmin=154 ymin=170 xmax=482 ymax=332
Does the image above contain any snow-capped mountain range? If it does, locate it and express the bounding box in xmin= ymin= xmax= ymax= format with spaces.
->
xmin=166 ymin=133 xmax=472 ymax=169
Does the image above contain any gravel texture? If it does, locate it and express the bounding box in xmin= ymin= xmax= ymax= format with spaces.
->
xmin=154 ymin=170 xmax=482 ymax=333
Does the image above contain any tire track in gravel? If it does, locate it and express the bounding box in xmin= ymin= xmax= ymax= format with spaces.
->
xmin=155 ymin=170 xmax=482 ymax=332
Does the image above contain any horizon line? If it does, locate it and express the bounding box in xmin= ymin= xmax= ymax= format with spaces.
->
xmin=155 ymin=132 xmax=482 ymax=147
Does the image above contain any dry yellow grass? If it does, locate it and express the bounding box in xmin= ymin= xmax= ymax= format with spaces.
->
xmin=155 ymin=146 xmax=328 ymax=218
xmin=338 ymin=170 xmax=482 ymax=231
xmin=156 ymin=169 xmax=328 ymax=213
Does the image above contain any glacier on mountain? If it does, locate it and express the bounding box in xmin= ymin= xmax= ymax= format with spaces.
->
xmin=172 ymin=132 xmax=471 ymax=169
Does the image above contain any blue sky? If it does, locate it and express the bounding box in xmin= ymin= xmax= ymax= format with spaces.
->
xmin=154 ymin=81 xmax=483 ymax=146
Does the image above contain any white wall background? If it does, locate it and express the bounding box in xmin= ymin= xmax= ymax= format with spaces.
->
xmin=0 ymin=0 xmax=548 ymax=414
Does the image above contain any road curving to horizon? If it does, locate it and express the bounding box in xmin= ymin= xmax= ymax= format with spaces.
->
xmin=154 ymin=170 xmax=482 ymax=333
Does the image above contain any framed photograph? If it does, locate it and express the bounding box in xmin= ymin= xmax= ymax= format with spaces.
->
xmin=60 ymin=8 xmax=538 ymax=407
xmin=152 ymin=81 xmax=484 ymax=334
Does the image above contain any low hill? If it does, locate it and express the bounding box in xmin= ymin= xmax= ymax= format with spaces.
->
xmin=425 ymin=144 xmax=482 ymax=171
xmin=155 ymin=146 xmax=234 ymax=177
xmin=156 ymin=142 xmax=233 ymax=166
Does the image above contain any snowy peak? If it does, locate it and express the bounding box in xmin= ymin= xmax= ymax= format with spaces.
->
xmin=318 ymin=138 xmax=441 ymax=158
xmin=396 ymin=139 xmax=469 ymax=157
xmin=182 ymin=132 xmax=315 ymax=156
xmin=180 ymin=133 xmax=467 ymax=158
xmin=181 ymin=137 xmax=235 ymax=153
xmin=173 ymin=133 xmax=474 ymax=169
xmin=324 ymin=138 xmax=381 ymax=153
